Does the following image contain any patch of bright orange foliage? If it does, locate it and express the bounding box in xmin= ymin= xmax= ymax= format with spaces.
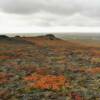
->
xmin=24 ymin=74 xmax=69 ymax=91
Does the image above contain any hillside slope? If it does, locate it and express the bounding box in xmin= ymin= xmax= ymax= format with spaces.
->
xmin=0 ymin=34 xmax=100 ymax=100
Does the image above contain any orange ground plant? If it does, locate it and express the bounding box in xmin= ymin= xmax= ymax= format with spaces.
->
xmin=24 ymin=74 xmax=69 ymax=91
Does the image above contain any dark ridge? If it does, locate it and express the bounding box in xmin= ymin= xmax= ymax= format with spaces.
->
xmin=0 ymin=35 xmax=34 ymax=45
xmin=15 ymin=35 xmax=21 ymax=38
xmin=14 ymin=36 xmax=35 ymax=45
xmin=45 ymin=34 xmax=57 ymax=40
xmin=0 ymin=35 xmax=9 ymax=39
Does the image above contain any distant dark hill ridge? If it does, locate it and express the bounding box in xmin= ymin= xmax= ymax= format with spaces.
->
xmin=45 ymin=34 xmax=58 ymax=40
xmin=0 ymin=35 xmax=10 ymax=40
xmin=35 ymin=34 xmax=60 ymax=40
xmin=22 ymin=34 xmax=88 ymax=49
xmin=0 ymin=35 xmax=34 ymax=45
xmin=0 ymin=34 xmax=93 ymax=50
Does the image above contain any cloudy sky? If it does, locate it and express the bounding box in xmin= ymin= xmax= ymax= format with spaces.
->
xmin=0 ymin=0 xmax=100 ymax=33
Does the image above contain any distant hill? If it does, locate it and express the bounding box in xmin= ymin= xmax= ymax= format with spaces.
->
xmin=0 ymin=35 xmax=33 ymax=45
xmin=0 ymin=34 xmax=99 ymax=48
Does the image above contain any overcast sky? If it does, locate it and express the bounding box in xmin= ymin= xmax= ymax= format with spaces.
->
xmin=0 ymin=0 xmax=100 ymax=33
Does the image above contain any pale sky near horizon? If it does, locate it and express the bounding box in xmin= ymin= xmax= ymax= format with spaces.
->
xmin=0 ymin=0 xmax=100 ymax=34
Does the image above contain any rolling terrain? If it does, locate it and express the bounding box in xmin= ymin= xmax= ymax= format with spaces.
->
xmin=0 ymin=34 xmax=100 ymax=100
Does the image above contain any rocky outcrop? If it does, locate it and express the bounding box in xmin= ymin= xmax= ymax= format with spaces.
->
xmin=45 ymin=34 xmax=57 ymax=40
xmin=0 ymin=35 xmax=9 ymax=39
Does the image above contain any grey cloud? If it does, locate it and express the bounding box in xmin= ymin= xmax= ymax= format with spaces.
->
xmin=0 ymin=0 xmax=100 ymax=27
xmin=0 ymin=0 xmax=91 ymax=15
xmin=0 ymin=0 xmax=42 ymax=14
xmin=0 ymin=0 xmax=100 ymax=17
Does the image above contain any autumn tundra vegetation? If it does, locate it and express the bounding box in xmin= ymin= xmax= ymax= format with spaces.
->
xmin=0 ymin=34 xmax=100 ymax=100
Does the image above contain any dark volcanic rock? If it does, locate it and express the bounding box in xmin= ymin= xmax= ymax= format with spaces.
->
xmin=0 ymin=35 xmax=9 ymax=39
xmin=0 ymin=35 xmax=34 ymax=45
xmin=45 ymin=34 xmax=57 ymax=40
